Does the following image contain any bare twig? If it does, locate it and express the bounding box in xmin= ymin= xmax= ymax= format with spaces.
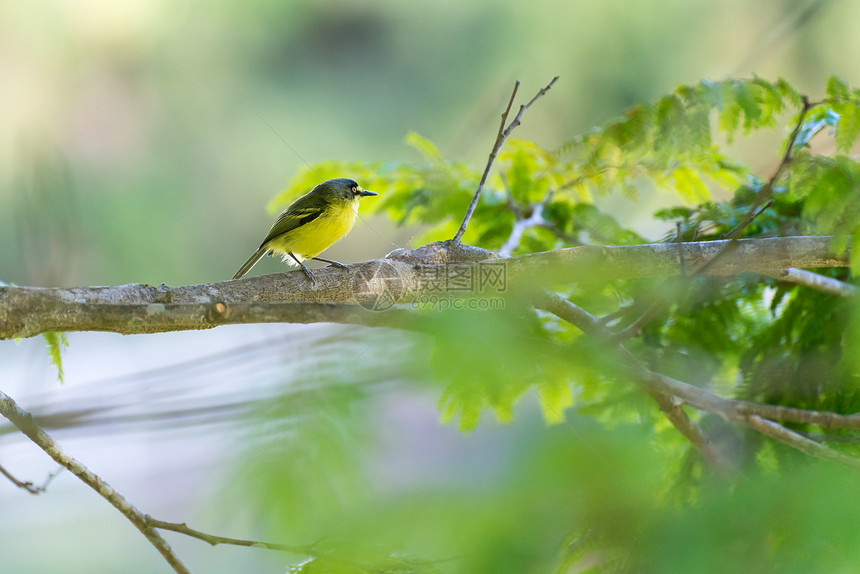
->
xmin=764 ymin=268 xmax=858 ymax=297
xmin=0 ymin=391 xmax=191 ymax=574
xmin=0 ymin=463 xmax=61 ymax=494
xmin=796 ymin=431 xmax=860 ymax=444
xmin=650 ymin=392 xmax=736 ymax=474
xmin=499 ymin=172 xmax=565 ymax=257
xmin=499 ymin=205 xmax=547 ymax=257
xmin=500 ymin=173 xmax=523 ymax=220
xmin=147 ymin=519 xmax=314 ymax=554
xmin=453 ymin=76 xmax=559 ymax=242
xmin=733 ymin=415 xmax=860 ymax=470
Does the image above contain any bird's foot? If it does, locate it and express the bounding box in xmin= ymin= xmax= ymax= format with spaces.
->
xmin=301 ymin=265 xmax=317 ymax=286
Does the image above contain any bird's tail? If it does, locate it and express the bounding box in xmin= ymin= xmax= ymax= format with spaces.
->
xmin=232 ymin=247 xmax=270 ymax=279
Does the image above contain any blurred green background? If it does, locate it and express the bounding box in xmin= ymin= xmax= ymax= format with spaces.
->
xmin=3 ymin=1 xmax=860 ymax=572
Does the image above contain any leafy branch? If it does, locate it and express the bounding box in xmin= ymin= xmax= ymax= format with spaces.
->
xmin=534 ymin=292 xmax=860 ymax=471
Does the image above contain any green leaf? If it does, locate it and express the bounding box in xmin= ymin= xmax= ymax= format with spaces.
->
xmin=671 ymin=166 xmax=711 ymax=204
xmin=654 ymin=94 xmax=685 ymax=153
xmin=42 ymin=332 xmax=68 ymax=383
xmin=835 ymin=101 xmax=860 ymax=153
xmin=428 ymin=306 xmax=577 ymax=432
xmin=536 ymin=381 xmax=574 ymax=424
xmin=776 ymin=77 xmax=804 ymax=108
xmin=733 ymin=81 xmax=762 ymax=130
xmin=406 ymin=131 xmax=442 ymax=160
xmin=851 ymin=234 xmax=860 ymax=277
xmin=826 ymin=75 xmax=850 ymax=100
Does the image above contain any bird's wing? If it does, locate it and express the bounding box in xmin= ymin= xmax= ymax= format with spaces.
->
xmin=259 ymin=200 xmax=324 ymax=247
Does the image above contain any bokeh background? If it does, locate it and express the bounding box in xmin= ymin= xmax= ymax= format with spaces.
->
xmin=2 ymin=0 xmax=860 ymax=572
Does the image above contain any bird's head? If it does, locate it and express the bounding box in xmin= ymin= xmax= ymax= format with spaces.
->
xmin=314 ymin=178 xmax=377 ymax=202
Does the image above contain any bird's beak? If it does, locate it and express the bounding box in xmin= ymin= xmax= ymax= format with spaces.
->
xmin=358 ymin=188 xmax=377 ymax=197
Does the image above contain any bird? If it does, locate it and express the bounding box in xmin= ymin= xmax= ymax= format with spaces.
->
xmin=232 ymin=178 xmax=377 ymax=284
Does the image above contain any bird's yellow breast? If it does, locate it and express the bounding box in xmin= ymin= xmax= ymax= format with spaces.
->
xmin=266 ymin=200 xmax=359 ymax=262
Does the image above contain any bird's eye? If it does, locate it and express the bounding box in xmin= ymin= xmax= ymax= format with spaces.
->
xmin=351 ymin=186 xmax=358 ymax=194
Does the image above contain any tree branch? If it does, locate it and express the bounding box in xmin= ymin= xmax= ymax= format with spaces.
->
xmin=722 ymin=96 xmax=814 ymax=240
xmin=610 ymin=98 xmax=818 ymax=342
xmin=763 ymin=267 xmax=858 ymax=297
xmin=534 ymin=291 xmax=735 ymax=474
xmin=147 ymin=519 xmax=314 ymax=554
xmin=732 ymin=414 xmax=860 ymax=470
xmin=0 ymin=390 xmax=191 ymax=573
xmin=0 ymin=236 xmax=848 ymax=340
xmin=453 ymin=76 xmax=559 ymax=242
xmin=535 ymin=291 xmax=860 ymax=469
xmin=499 ymin=204 xmax=547 ymax=257
xmin=0 ymin=463 xmax=60 ymax=494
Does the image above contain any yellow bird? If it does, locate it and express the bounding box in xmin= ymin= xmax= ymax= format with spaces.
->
xmin=233 ymin=178 xmax=377 ymax=283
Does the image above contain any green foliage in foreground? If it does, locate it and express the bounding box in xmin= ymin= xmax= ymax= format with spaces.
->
xmin=244 ymin=77 xmax=860 ymax=573
xmin=41 ymin=331 xmax=68 ymax=384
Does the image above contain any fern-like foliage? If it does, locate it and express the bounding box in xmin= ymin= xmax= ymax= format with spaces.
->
xmin=42 ymin=331 xmax=69 ymax=383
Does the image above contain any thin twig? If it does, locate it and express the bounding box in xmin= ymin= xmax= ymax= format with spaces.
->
xmin=734 ymin=415 xmax=860 ymax=470
xmin=721 ymin=97 xmax=813 ymax=241
xmin=499 ymin=205 xmax=547 ymax=257
xmin=534 ymin=291 xmax=735 ymax=474
xmin=0 ymin=391 xmax=191 ymax=574
xmin=0 ymin=463 xmax=61 ymax=494
xmin=796 ymin=430 xmax=860 ymax=444
xmin=500 ymin=173 xmax=523 ymax=220
xmin=764 ymin=268 xmax=858 ymax=297
xmin=499 ymin=174 xmax=565 ymax=257
xmin=453 ymin=76 xmax=559 ymax=242
xmin=148 ymin=519 xmax=314 ymax=554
